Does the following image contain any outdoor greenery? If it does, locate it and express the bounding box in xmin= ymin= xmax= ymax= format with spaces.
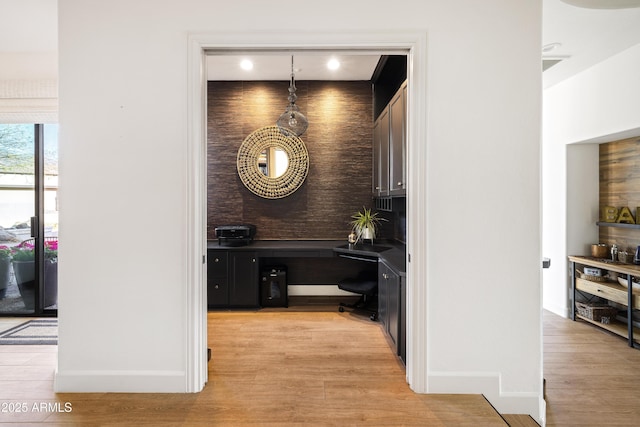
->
xmin=0 ymin=245 xmax=11 ymax=260
xmin=0 ymin=124 xmax=58 ymax=175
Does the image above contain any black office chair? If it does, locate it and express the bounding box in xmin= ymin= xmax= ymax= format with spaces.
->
xmin=338 ymin=271 xmax=378 ymax=321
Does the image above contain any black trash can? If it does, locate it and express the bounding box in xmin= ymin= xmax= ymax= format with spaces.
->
xmin=260 ymin=266 xmax=288 ymax=307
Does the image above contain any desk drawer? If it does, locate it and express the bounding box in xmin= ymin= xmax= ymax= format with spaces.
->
xmin=576 ymin=278 xmax=636 ymax=307
xmin=208 ymin=251 xmax=228 ymax=276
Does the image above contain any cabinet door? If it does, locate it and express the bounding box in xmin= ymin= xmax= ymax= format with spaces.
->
xmin=373 ymin=118 xmax=381 ymax=195
xmin=378 ymin=263 xmax=389 ymax=329
xmin=229 ymin=252 xmax=259 ymax=307
xmin=373 ymin=109 xmax=390 ymax=196
xmin=389 ymin=83 xmax=406 ymax=196
xmin=207 ymin=251 xmax=229 ymax=307
xmin=399 ymin=276 xmax=406 ymax=363
xmin=208 ymin=251 xmax=228 ymax=276
xmin=386 ymin=268 xmax=400 ymax=347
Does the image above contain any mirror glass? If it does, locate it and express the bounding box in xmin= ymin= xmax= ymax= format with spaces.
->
xmin=237 ymin=125 xmax=309 ymax=199
xmin=258 ymin=147 xmax=289 ymax=178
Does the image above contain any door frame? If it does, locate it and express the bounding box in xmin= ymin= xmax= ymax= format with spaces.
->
xmin=186 ymin=31 xmax=429 ymax=392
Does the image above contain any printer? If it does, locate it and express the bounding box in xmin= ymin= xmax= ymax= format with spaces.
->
xmin=214 ymin=224 xmax=256 ymax=246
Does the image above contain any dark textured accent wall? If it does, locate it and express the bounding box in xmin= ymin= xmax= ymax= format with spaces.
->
xmin=207 ymin=80 xmax=374 ymax=240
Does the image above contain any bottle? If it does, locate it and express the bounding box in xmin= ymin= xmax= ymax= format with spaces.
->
xmin=611 ymin=244 xmax=618 ymax=262
xmin=634 ymin=246 xmax=640 ymax=265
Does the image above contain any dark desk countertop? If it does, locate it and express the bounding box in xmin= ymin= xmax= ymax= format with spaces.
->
xmin=207 ymin=239 xmax=406 ymax=276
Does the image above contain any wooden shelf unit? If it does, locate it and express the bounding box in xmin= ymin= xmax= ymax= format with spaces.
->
xmin=569 ymin=255 xmax=640 ymax=348
xmin=575 ymin=314 xmax=640 ymax=344
xmin=596 ymin=221 xmax=640 ymax=230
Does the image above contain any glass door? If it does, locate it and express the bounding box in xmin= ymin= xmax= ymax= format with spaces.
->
xmin=0 ymin=124 xmax=58 ymax=315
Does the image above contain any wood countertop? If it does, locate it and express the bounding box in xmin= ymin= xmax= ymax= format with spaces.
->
xmin=568 ymin=255 xmax=640 ymax=276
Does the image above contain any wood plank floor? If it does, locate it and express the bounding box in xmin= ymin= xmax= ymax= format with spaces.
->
xmin=543 ymin=310 xmax=640 ymax=426
xmin=1 ymin=303 xmax=639 ymax=425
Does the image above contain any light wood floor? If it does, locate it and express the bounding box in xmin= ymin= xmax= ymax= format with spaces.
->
xmin=543 ymin=310 xmax=640 ymax=426
xmin=0 ymin=303 xmax=638 ymax=426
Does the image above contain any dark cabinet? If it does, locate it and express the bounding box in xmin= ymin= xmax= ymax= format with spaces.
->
xmin=399 ymin=275 xmax=406 ymax=364
xmin=207 ymin=250 xmax=259 ymax=308
xmin=207 ymin=252 xmax=229 ymax=306
xmin=378 ymin=262 xmax=402 ymax=354
xmin=229 ymin=252 xmax=259 ymax=307
xmin=389 ymin=83 xmax=406 ymax=196
xmin=373 ymin=81 xmax=406 ymax=198
xmin=373 ymin=108 xmax=390 ymax=196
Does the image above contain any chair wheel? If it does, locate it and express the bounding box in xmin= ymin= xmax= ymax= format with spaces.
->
xmin=339 ymin=306 xmax=344 ymax=312
xmin=370 ymin=314 xmax=377 ymax=321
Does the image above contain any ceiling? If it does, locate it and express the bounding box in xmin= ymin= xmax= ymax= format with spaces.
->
xmin=2 ymin=0 xmax=640 ymax=88
xmin=542 ymin=0 xmax=640 ymax=88
xmin=205 ymin=54 xmax=383 ymax=81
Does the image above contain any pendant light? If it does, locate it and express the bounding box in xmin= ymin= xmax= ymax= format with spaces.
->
xmin=276 ymin=56 xmax=308 ymax=137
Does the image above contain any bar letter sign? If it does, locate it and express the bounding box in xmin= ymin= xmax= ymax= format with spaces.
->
xmin=601 ymin=206 xmax=640 ymax=224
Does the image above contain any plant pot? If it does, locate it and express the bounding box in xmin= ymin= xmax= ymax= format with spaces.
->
xmin=13 ymin=260 xmax=35 ymax=310
xmin=362 ymin=226 xmax=375 ymax=242
xmin=12 ymin=259 xmax=57 ymax=310
xmin=0 ymin=258 xmax=10 ymax=299
xmin=44 ymin=260 xmax=58 ymax=308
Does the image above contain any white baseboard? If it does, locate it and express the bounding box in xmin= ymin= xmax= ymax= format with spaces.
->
xmin=287 ymin=285 xmax=358 ymax=297
xmin=543 ymin=303 xmax=569 ymax=319
xmin=427 ymin=372 xmax=542 ymax=423
xmin=54 ymin=369 xmax=188 ymax=393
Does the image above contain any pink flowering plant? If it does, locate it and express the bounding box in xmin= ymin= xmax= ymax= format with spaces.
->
xmin=11 ymin=240 xmax=58 ymax=262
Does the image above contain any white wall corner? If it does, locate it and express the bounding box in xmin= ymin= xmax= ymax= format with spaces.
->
xmin=426 ymin=372 xmax=542 ymax=422
xmin=186 ymin=36 xmax=209 ymax=394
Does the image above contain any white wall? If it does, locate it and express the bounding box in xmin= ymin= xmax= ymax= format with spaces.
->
xmin=0 ymin=1 xmax=58 ymax=123
xmin=543 ymin=43 xmax=640 ymax=318
xmin=56 ymin=0 xmax=543 ymax=421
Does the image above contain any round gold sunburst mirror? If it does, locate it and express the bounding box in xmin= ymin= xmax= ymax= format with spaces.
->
xmin=237 ymin=125 xmax=309 ymax=199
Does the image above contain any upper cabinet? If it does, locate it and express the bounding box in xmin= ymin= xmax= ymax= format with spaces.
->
xmin=373 ymin=80 xmax=407 ymax=197
xmin=389 ymin=82 xmax=407 ymax=196
xmin=373 ymin=108 xmax=390 ymax=196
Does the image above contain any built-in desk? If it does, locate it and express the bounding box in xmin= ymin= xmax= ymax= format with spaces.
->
xmin=206 ymin=240 xmax=407 ymax=363
xmin=206 ymin=240 xmax=405 ymax=305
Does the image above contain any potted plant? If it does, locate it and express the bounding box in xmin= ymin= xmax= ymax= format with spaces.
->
xmin=0 ymin=245 xmax=11 ymax=299
xmin=350 ymin=207 xmax=386 ymax=244
xmin=11 ymin=239 xmax=58 ymax=309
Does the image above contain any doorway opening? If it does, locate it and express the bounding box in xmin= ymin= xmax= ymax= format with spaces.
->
xmin=202 ymin=48 xmax=415 ymax=382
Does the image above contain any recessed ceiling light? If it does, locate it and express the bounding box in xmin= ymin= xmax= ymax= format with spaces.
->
xmin=240 ymin=59 xmax=253 ymax=71
xmin=327 ymin=58 xmax=340 ymax=71
xmin=542 ymin=42 xmax=562 ymax=53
